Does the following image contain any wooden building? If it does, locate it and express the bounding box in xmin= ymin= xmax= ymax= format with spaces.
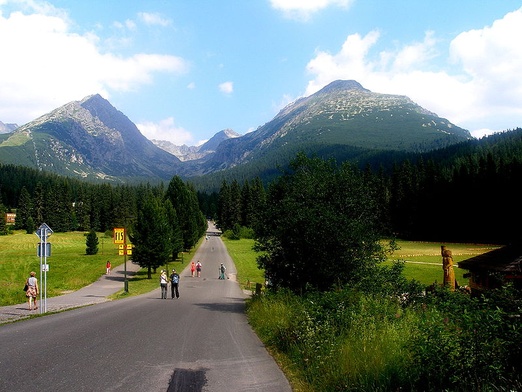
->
xmin=458 ymin=244 xmax=522 ymax=291
xmin=5 ymin=212 xmax=15 ymax=225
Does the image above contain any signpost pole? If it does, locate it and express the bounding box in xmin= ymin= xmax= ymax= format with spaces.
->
xmin=43 ymin=227 xmax=47 ymax=313
xmin=113 ymin=227 xmax=128 ymax=292
xmin=124 ymin=230 xmax=128 ymax=292
xmin=35 ymin=223 xmax=53 ymax=314
xmin=39 ymin=238 xmax=43 ymax=314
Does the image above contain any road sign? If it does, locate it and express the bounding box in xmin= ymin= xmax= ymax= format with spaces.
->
xmin=37 ymin=242 xmax=52 ymax=257
xmin=118 ymin=244 xmax=132 ymax=256
xmin=35 ymin=223 xmax=53 ymax=240
xmin=114 ymin=228 xmax=125 ymax=244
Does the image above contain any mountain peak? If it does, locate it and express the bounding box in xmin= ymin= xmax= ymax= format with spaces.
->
xmin=317 ymin=80 xmax=370 ymax=94
xmin=80 ymin=93 xmax=105 ymax=104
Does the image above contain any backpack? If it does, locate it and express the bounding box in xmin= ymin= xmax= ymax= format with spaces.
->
xmin=220 ymin=265 xmax=226 ymax=273
xmin=171 ymin=274 xmax=179 ymax=284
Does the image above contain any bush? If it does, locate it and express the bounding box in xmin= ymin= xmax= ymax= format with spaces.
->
xmin=222 ymin=225 xmax=254 ymax=240
xmin=407 ymin=285 xmax=522 ymax=391
xmin=247 ymin=284 xmax=522 ymax=391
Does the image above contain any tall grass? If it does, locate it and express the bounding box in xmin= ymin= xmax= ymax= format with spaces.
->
xmin=246 ymin=287 xmax=521 ymax=391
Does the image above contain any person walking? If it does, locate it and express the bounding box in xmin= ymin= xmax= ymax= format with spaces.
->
xmin=25 ymin=271 xmax=39 ymax=310
xmin=160 ymin=270 xmax=168 ymax=299
xmin=106 ymin=260 xmax=111 ymax=275
xmin=196 ymin=261 xmax=202 ymax=277
xmin=170 ymin=269 xmax=180 ymax=299
xmin=218 ymin=263 xmax=226 ymax=280
xmin=190 ymin=261 xmax=196 ymax=277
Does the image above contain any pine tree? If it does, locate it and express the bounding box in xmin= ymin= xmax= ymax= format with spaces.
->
xmin=131 ymin=195 xmax=174 ymax=278
xmin=85 ymin=230 xmax=99 ymax=255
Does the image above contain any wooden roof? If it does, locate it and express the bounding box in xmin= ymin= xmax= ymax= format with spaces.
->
xmin=458 ymin=244 xmax=522 ymax=274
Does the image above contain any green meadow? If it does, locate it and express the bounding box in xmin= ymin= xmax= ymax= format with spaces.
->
xmin=1 ymin=231 xmax=497 ymax=306
xmin=0 ymin=230 xmax=123 ymax=306
xmin=0 ymin=230 xmax=198 ymax=306
xmin=223 ymin=237 xmax=499 ymax=289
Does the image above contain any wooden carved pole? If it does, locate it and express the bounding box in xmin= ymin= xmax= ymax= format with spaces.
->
xmin=441 ymin=245 xmax=456 ymax=291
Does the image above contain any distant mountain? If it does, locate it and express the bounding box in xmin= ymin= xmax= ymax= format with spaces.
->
xmin=0 ymin=94 xmax=182 ymax=182
xmin=184 ymin=80 xmax=472 ymax=180
xmin=0 ymin=121 xmax=18 ymax=134
xmin=0 ymin=80 xmax=473 ymax=184
xmin=152 ymin=128 xmax=240 ymax=161
xmin=152 ymin=140 xmax=200 ymax=162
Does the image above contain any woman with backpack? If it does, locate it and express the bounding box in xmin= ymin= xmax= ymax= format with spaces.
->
xmin=170 ymin=269 xmax=180 ymax=299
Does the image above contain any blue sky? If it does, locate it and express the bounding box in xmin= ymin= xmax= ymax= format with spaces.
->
xmin=1 ymin=0 xmax=521 ymax=145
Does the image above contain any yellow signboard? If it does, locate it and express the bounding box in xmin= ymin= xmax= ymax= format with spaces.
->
xmin=117 ymin=243 xmax=133 ymax=256
xmin=114 ymin=228 xmax=125 ymax=244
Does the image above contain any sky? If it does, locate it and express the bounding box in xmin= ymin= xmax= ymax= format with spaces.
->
xmin=1 ymin=0 xmax=522 ymax=145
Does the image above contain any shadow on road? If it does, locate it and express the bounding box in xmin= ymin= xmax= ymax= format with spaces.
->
xmin=195 ymin=298 xmax=245 ymax=314
xmin=104 ymin=271 xmax=137 ymax=282
xmin=168 ymin=368 xmax=208 ymax=392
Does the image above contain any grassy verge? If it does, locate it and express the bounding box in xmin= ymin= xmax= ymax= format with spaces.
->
xmin=221 ymin=237 xmax=265 ymax=291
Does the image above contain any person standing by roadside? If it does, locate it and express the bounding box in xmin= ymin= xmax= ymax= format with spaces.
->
xmin=170 ymin=269 xmax=180 ymax=299
xmin=25 ymin=271 xmax=39 ymax=310
xmin=106 ymin=260 xmax=111 ymax=275
xmin=160 ymin=270 xmax=168 ymax=299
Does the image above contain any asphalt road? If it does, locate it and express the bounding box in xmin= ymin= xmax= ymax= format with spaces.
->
xmin=0 ymin=228 xmax=291 ymax=392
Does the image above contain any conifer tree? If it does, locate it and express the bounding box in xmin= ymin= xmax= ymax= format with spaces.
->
xmin=85 ymin=230 xmax=99 ymax=255
xmin=131 ymin=195 xmax=174 ymax=278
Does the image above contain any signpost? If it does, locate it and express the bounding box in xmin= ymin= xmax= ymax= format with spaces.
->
xmin=35 ymin=223 xmax=53 ymax=314
xmin=114 ymin=228 xmax=130 ymax=292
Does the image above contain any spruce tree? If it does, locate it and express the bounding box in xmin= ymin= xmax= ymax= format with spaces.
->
xmin=85 ymin=230 xmax=99 ymax=255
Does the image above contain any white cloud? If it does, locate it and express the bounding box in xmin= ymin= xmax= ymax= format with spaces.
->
xmin=136 ymin=117 xmax=193 ymax=144
xmin=0 ymin=2 xmax=188 ymax=125
xmin=270 ymin=0 xmax=353 ymax=20
xmin=137 ymin=12 xmax=171 ymax=27
xmin=219 ymin=81 xmax=234 ymax=94
xmin=304 ymin=8 xmax=522 ymax=136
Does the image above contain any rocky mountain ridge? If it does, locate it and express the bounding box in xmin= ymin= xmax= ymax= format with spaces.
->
xmin=0 ymin=80 xmax=472 ymax=183
xmin=152 ymin=128 xmax=241 ymax=161
xmin=0 ymin=121 xmax=18 ymax=134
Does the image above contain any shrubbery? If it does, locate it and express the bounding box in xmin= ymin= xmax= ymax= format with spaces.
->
xmin=247 ymin=284 xmax=522 ymax=391
xmin=223 ymin=224 xmax=254 ymax=240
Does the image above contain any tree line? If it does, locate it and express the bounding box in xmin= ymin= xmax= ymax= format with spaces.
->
xmin=0 ymin=167 xmax=207 ymax=276
xmin=213 ymin=128 xmax=522 ymax=246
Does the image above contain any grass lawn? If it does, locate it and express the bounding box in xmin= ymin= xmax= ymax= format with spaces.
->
xmin=386 ymin=240 xmax=501 ymax=286
xmin=222 ymin=237 xmax=265 ymax=291
xmin=221 ymin=237 xmax=502 ymax=288
xmin=0 ymin=230 xmax=124 ymax=306
xmin=0 ymin=230 xmax=203 ymax=306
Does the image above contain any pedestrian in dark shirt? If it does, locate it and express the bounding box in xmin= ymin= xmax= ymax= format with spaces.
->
xmin=170 ymin=269 xmax=180 ymax=299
